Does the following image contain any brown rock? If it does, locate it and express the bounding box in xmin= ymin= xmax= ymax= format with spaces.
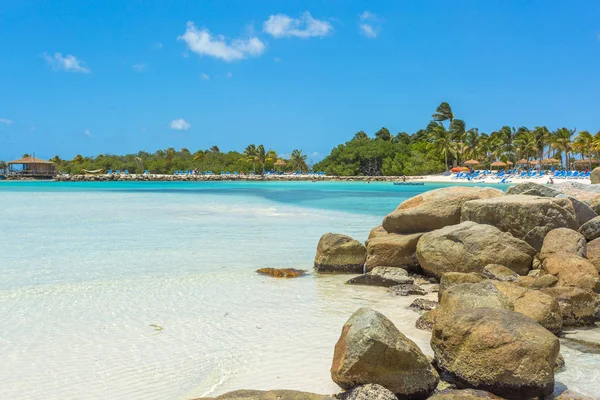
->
xmin=408 ymin=298 xmax=438 ymax=314
xmin=335 ymin=384 xmax=398 ymax=400
xmin=256 ymin=268 xmax=306 ymax=278
xmin=542 ymin=252 xmax=600 ymax=293
xmin=346 ymin=267 xmax=413 ymax=287
xmin=427 ymin=389 xmax=504 ymax=400
xmin=555 ymin=390 xmax=596 ymax=400
xmin=368 ymin=225 xmax=388 ymax=240
xmin=481 ymin=264 xmax=520 ymax=282
xmin=590 ymin=166 xmax=600 ymax=184
xmin=365 ymin=232 xmax=423 ymax=272
xmin=541 ymin=287 xmax=597 ymax=326
xmin=540 ymin=228 xmax=586 ymax=259
xmin=195 ymin=390 xmax=333 ymax=400
xmin=585 ymin=237 xmax=600 ymax=272
xmin=578 ymin=216 xmax=600 ymax=241
xmin=438 ymin=272 xmax=484 ymax=301
xmin=314 ymin=233 xmax=366 ymax=274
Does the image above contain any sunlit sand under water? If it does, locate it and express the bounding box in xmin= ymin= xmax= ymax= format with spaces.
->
xmin=0 ymin=183 xmax=598 ymax=399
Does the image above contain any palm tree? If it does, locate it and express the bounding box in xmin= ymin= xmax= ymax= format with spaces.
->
xmin=290 ymin=149 xmax=308 ymax=173
xmin=353 ymin=131 xmax=369 ymax=141
xmin=550 ymin=128 xmax=575 ymax=169
xmin=22 ymin=153 xmax=31 ymax=158
xmin=165 ymin=148 xmax=176 ymax=166
xmin=0 ymin=160 xmax=7 ymax=174
xmin=72 ymin=154 xmax=84 ymax=164
xmin=432 ymin=102 xmax=454 ymax=129
xmin=450 ymin=119 xmax=467 ymax=164
xmin=574 ymin=130 xmax=594 ymax=170
xmin=210 ymin=145 xmax=220 ymax=154
xmin=532 ymin=126 xmax=551 ymax=161
xmin=256 ymin=145 xmax=276 ymax=174
xmin=495 ymin=126 xmax=517 ymax=162
xmin=181 ymin=148 xmax=191 ymax=155
xmin=50 ymin=155 xmax=63 ymax=172
xmin=193 ymin=150 xmax=207 ymax=171
xmin=243 ymin=144 xmax=258 ymax=173
xmin=428 ymin=125 xmax=452 ymax=171
xmin=514 ymin=130 xmax=537 ymax=165
xmin=464 ymin=128 xmax=481 ymax=160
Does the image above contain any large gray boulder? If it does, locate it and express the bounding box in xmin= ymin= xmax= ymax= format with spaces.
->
xmin=578 ymin=216 xmax=600 ymax=241
xmin=431 ymin=308 xmax=560 ymax=400
xmin=555 ymin=194 xmax=597 ymax=227
xmin=461 ymin=195 xmax=577 ymax=251
xmin=382 ymin=187 xmax=503 ymax=234
xmin=346 ymin=267 xmax=413 ymax=287
xmin=314 ymin=233 xmax=366 ymax=273
xmin=541 ymin=252 xmax=600 ymax=293
xmin=416 ymin=222 xmax=536 ymax=280
xmin=331 ymin=308 xmax=438 ymax=399
xmin=506 ymin=182 xmax=562 ymax=197
xmin=540 ymin=228 xmax=586 ymax=259
xmin=365 ymin=232 xmax=423 ymax=272
xmin=541 ymin=287 xmax=597 ymax=326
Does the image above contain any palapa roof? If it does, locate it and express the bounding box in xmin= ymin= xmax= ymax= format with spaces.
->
xmin=517 ymin=159 xmax=529 ymax=164
xmin=8 ymin=156 xmax=54 ymax=165
xmin=463 ymin=159 xmax=480 ymax=165
xmin=274 ymin=159 xmax=286 ymax=166
xmin=490 ymin=161 xmax=507 ymax=167
xmin=574 ymin=159 xmax=600 ymax=165
xmin=540 ymin=158 xmax=560 ymax=164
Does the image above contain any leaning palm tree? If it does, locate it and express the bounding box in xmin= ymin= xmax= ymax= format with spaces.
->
xmin=243 ymin=144 xmax=258 ymax=173
xmin=514 ymin=130 xmax=538 ymax=165
xmin=550 ymin=128 xmax=575 ymax=169
xmin=449 ymin=119 xmax=467 ymax=164
xmin=495 ymin=126 xmax=517 ymax=162
xmin=574 ymin=130 xmax=594 ymax=170
xmin=193 ymin=149 xmax=207 ymax=171
xmin=428 ymin=125 xmax=452 ymax=171
xmin=464 ymin=128 xmax=481 ymax=160
xmin=210 ymin=145 xmax=220 ymax=154
xmin=256 ymin=145 xmax=276 ymax=174
xmin=290 ymin=149 xmax=308 ymax=173
xmin=72 ymin=154 xmax=85 ymax=164
xmin=532 ymin=126 xmax=551 ymax=161
xmin=432 ymin=102 xmax=454 ymax=129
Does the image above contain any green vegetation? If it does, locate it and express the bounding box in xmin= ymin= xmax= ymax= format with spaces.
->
xmin=313 ymin=102 xmax=600 ymax=176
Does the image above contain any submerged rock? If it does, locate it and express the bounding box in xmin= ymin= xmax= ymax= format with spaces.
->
xmin=346 ymin=267 xmax=413 ymax=287
xmin=540 ymin=228 xmax=587 ymax=259
xmin=314 ymin=233 xmax=366 ymax=274
xmin=382 ymin=186 xmax=503 ymax=234
xmin=335 ymin=384 xmax=398 ymax=400
xmin=460 ymin=195 xmax=577 ymax=251
xmin=195 ymin=389 xmax=333 ymax=400
xmin=331 ymin=308 xmax=439 ymax=399
xmin=255 ymin=268 xmax=306 ymax=278
xmin=365 ymin=232 xmax=423 ymax=272
xmin=431 ymin=308 xmax=559 ymax=400
xmin=416 ymin=222 xmax=535 ymax=279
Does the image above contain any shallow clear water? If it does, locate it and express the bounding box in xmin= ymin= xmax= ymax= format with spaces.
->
xmin=0 ymin=181 xmax=598 ymax=399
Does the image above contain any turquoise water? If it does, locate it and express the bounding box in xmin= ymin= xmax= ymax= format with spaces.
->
xmin=0 ymin=181 xmax=597 ymax=399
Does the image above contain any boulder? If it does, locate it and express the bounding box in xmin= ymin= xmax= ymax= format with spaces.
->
xmin=555 ymin=194 xmax=597 ymax=227
xmin=460 ymin=195 xmax=577 ymax=251
xmin=331 ymin=308 xmax=438 ymax=399
xmin=491 ymin=281 xmax=563 ymax=334
xmin=541 ymin=252 xmax=600 ymax=293
xmin=506 ymin=182 xmax=561 ymax=197
xmin=389 ymin=283 xmax=427 ymax=296
xmin=578 ymin=216 xmax=600 ymax=241
xmin=438 ymin=272 xmax=484 ymax=301
xmin=588 ymin=195 xmax=600 ymax=215
xmin=525 ymin=274 xmax=558 ymax=290
xmin=346 ymin=267 xmax=413 ymax=287
xmin=335 ymin=384 xmax=398 ymax=400
xmin=382 ymin=187 xmax=503 ymax=234
xmin=427 ymin=389 xmax=504 ymax=400
xmin=365 ymin=233 xmax=423 ymax=272
xmin=590 ymin=166 xmax=600 ymax=184
xmin=415 ymin=309 xmax=439 ymax=331
xmin=555 ymin=390 xmax=596 ymax=400
xmin=368 ymin=225 xmax=388 ymax=240
xmin=585 ymin=237 xmax=600 ymax=272
xmin=541 ymin=287 xmax=597 ymax=326
xmin=416 ymin=222 xmax=536 ymax=280
xmin=439 ymin=282 xmax=513 ymax=314
xmin=481 ymin=264 xmax=520 ymax=282
xmin=431 ymin=308 xmax=560 ymax=400
xmin=540 ymin=228 xmax=587 ymax=259
xmin=408 ymin=298 xmax=438 ymax=314
xmin=196 ymin=390 xmax=333 ymax=400
xmin=314 ymin=233 xmax=366 ymax=273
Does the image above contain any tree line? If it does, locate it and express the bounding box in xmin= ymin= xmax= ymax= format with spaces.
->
xmin=313 ymin=102 xmax=599 ymax=176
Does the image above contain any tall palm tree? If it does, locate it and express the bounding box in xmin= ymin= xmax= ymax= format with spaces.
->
xmin=432 ymin=102 xmax=454 ymax=129
xmin=514 ymin=130 xmax=537 ymax=165
xmin=574 ymin=130 xmax=594 ymax=170
xmin=532 ymin=126 xmax=551 ymax=161
xmin=0 ymin=160 xmax=7 ymax=174
xmin=210 ymin=145 xmax=220 ymax=153
xmin=50 ymin=155 xmax=63 ymax=172
xmin=464 ymin=128 xmax=481 ymax=160
xmin=243 ymin=144 xmax=258 ymax=173
xmin=290 ymin=149 xmax=308 ymax=172
xmin=193 ymin=149 xmax=207 ymax=171
xmin=551 ymin=128 xmax=575 ymax=169
xmin=256 ymin=145 xmax=276 ymax=174
xmin=495 ymin=126 xmax=517 ymax=162
xmin=450 ymin=119 xmax=467 ymax=164
xmin=72 ymin=154 xmax=84 ymax=164
xmin=428 ymin=125 xmax=452 ymax=171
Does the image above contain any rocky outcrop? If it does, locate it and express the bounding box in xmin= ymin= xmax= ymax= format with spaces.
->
xmin=427 ymin=389 xmax=503 ymax=400
xmin=368 ymin=225 xmax=388 ymax=240
xmin=491 ymin=281 xmax=563 ymax=334
xmin=382 ymin=187 xmax=503 ymax=234
xmin=578 ymin=216 xmax=600 ymax=241
xmin=314 ymin=233 xmax=366 ymax=273
xmin=541 ymin=252 xmax=600 ymax=293
xmin=506 ymin=182 xmax=562 ymax=197
xmin=255 ymin=268 xmax=306 ymax=278
xmin=196 ymin=390 xmax=333 ymax=400
xmin=331 ymin=308 xmax=438 ymax=399
xmin=335 ymin=384 xmax=398 ymax=400
xmin=365 ymin=233 xmax=423 ymax=272
xmin=438 ymin=272 xmax=484 ymax=301
xmin=556 ymin=194 xmax=597 ymax=227
xmin=431 ymin=308 xmax=560 ymax=400
xmin=481 ymin=264 xmax=520 ymax=282
xmin=460 ymin=195 xmax=577 ymax=251
xmin=585 ymin=237 xmax=600 ymax=271
xmin=346 ymin=267 xmax=413 ymax=287
xmin=539 ymin=228 xmax=587 ymax=258
xmin=416 ymin=222 xmax=536 ymax=279
xmin=541 ymin=287 xmax=597 ymax=326
xmin=590 ymin=166 xmax=600 ymax=184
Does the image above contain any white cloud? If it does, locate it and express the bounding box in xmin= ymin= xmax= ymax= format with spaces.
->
xmin=263 ymin=12 xmax=333 ymax=38
xmin=83 ymin=129 xmax=92 ymax=137
xmin=170 ymin=118 xmax=191 ymax=130
xmin=42 ymin=52 xmax=90 ymax=73
xmin=132 ymin=63 xmax=146 ymax=72
xmin=359 ymin=11 xmax=381 ymax=38
xmin=201 ymin=72 xmax=210 ymax=80
xmin=0 ymin=118 xmax=13 ymax=124
xmin=178 ymin=22 xmax=266 ymax=62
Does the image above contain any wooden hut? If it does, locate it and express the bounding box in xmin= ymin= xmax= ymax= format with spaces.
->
xmin=7 ymin=156 xmax=56 ymax=178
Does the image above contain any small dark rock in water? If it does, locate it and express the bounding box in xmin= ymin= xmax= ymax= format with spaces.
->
xmin=428 ymin=388 xmax=504 ymax=399
xmin=255 ymin=268 xmax=306 ymax=278
xmin=415 ymin=309 xmax=438 ymax=331
xmin=390 ymin=283 xmax=427 ymax=296
xmin=335 ymin=384 xmax=398 ymax=400
xmin=346 ymin=266 xmax=413 ymax=287
xmin=408 ymin=298 xmax=438 ymax=314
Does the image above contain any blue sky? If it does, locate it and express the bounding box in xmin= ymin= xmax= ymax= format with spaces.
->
xmin=1 ymin=1 xmax=600 ymax=162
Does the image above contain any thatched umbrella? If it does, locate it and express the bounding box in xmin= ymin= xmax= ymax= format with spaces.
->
xmin=574 ymin=159 xmax=599 ymax=167
xmin=274 ymin=159 xmax=286 ymax=172
xmin=517 ymin=159 xmax=529 ymax=165
xmin=491 ymin=161 xmax=507 ymax=170
xmin=464 ymin=159 xmax=480 ymax=166
xmin=529 ymin=160 xmax=540 ymax=165
xmin=506 ymin=161 xmax=514 ymax=166
xmin=540 ymin=158 xmax=560 ymax=165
